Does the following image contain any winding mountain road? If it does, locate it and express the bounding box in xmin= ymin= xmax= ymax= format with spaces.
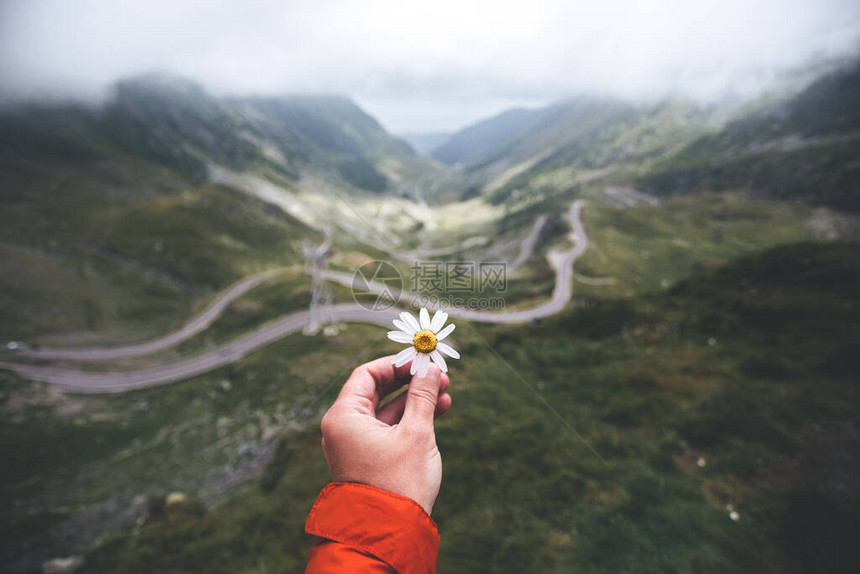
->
xmin=509 ymin=214 xmax=549 ymax=271
xmin=323 ymin=201 xmax=586 ymax=324
xmin=2 ymin=201 xmax=588 ymax=393
xmin=3 ymin=305 xmax=397 ymax=394
xmin=19 ymin=268 xmax=288 ymax=360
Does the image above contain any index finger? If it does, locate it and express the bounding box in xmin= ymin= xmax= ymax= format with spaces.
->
xmin=335 ymin=355 xmax=414 ymax=414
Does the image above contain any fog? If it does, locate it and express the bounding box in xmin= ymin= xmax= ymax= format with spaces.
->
xmin=1 ymin=0 xmax=859 ymax=132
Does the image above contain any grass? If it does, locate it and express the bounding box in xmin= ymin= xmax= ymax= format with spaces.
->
xmin=3 ymin=161 xmax=855 ymax=571
xmin=43 ymin=240 xmax=859 ymax=574
xmin=69 ymin=183 xmax=314 ymax=287
xmin=641 ymin=135 xmax=860 ymax=213
xmin=0 ymin=146 xmax=321 ymax=345
xmin=0 ymin=323 xmax=387 ymax=566
xmin=0 ymin=242 xmax=191 ymax=345
xmin=573 ymin=192 xmax=823 ymax=298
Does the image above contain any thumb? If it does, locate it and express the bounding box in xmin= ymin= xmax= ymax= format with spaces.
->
xmin=401 ymin=365 xmax=442 ymax=431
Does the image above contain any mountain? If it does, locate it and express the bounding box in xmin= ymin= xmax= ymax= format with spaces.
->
xmin=431 ymin=107 xmax=554 ymax=165
xmin=434 ymin=59 xmax=860 ymax=212
xmin=640 ymin=60 xmax=860 ymax=211
xmin=0 ymin=74 xmax=423 ymax=342
xmin=99 ymin=75 xmax=269 ymax=181
xmin=95 ymin=74 xmax=414 ymax=191
xmin=436 ymin=97 xmax=711 ymax=203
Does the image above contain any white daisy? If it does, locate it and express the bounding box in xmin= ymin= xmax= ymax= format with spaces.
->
xmin=388 ymin=307 xmax=460 ymax=378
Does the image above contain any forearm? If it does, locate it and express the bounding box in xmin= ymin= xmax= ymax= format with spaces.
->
xmin=305 ymin=482 xmax=440 ymax=574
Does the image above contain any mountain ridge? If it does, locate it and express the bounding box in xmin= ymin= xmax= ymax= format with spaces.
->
xmin=433 ymin=58 xmax=860 ymax=211
xmin=640 ymin=60 xmax=860 ymax=211
xmin=1 ymin=73 xmax=415 ymax=193
xmin=431 ymin=106 xmax=555 ymax=165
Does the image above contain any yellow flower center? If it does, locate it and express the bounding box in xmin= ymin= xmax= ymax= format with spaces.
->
xmin=412 ymin=329 xmax=437 ymax=354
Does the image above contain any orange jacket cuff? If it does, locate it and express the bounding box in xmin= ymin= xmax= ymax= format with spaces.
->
xmin=305 ymin=482 xmax=440 ymax=574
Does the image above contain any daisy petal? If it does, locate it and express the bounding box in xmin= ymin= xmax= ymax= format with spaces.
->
xmin=437 ymin=342 xmax=460 ymax=359
xmin=435 ymin=323 xmax=455 ymax=341
xmin=393 ymin=346 xmax=417 ymax=367
xmin=392 ymin=319 xmax=415 ymax=335
xmin=419 ymin=307 xmax=431 ymax=329
xmin=430 ymin=349 xmax=448 ymax=373
xmin=417 ymin=353 xmax=431 ymax=378
xmin=400 ymin=312 xmax=420 ymax=333
xmin=411 ymin=352 xmax=430 ymax=377
xmin=430 ymin=310 xmax=448 ymax=332
xmin=387 ymin=331 xmax=413 ymax=344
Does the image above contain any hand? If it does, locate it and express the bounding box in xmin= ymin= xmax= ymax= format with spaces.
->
xmin=320 ymin=356 xmax=452 ymax=515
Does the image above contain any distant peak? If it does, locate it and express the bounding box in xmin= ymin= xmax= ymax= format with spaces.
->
xmin=113 ymin=73 xmax=208 ymax=99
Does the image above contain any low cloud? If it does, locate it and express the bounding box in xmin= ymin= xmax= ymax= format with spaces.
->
xmin=1 ymin=0 xmax=859 ymax=131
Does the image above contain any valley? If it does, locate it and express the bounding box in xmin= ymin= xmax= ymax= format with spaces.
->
xmin=1 ymin=63 xmax=859 ymax=574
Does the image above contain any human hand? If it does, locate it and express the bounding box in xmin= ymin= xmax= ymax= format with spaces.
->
xmin=319 ymin=356 xmax=452 ymax=515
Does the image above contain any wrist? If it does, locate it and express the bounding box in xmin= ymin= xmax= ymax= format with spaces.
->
xmin=331 ymin=477 xmax=435 ymax=515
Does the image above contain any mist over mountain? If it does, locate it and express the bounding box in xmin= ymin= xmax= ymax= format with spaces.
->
xmin=1 ymin=73 xmax=414 ymax=192
xmin=3 ymin=1 xmax=860 ymax=131
xmin=642 ymin=59 xmax=860 ymax=211
xmin=425 ymin=58 xmax=860 ymax=211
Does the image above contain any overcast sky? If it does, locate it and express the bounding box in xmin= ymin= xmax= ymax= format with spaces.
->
xmin=1 ymin=0 xmax=859 ymax=132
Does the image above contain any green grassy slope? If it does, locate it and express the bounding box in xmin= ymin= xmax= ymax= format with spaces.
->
xmin=70 ymin=241 xmax=859 ymax=574
xmin=0 ymin=323 xmax=383 ymax=567
xmin=641 ymin=61 xmax=860 ymax=211
xmin=574 ymin=193 xmax=821 ymax=298
xmin=486 ymin=100 xmax=708 ymax=195
xmin=430 ymin=97 xmax=712 ymax=205
xmin=0 ymin=109 xmax=321 ymax=344
xmin=486 ymin=103 xmax=710 ymax=206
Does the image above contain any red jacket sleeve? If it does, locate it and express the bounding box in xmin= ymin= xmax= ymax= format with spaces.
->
xmin=305 ymin=482 xmax=440 ymax=574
